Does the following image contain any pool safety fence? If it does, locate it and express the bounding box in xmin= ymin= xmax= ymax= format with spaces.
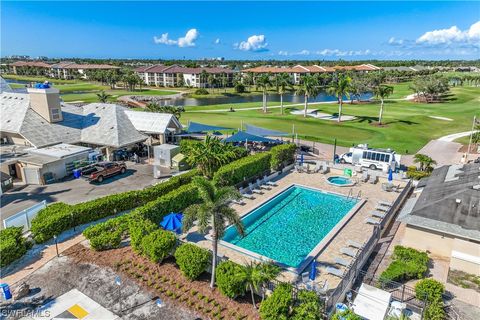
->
xmin=324 ymin=179 xmax=413 ymax=314
xmin=3 ymin=200 xmax=47 ymax=232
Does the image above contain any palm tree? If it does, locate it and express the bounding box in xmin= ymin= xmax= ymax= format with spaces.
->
xmin=373 ymin=85 xmax=394 ymax=125
xmin=296 ymin=75 xmax=320 ymax=118
xmin=413 ymin=154 xmax=437 ymax=172
xmin=183 ymin=177 xmax=245 ymax=288
xmin=244 ymin=72 xmax=254 ymax=92
xmin=96 ymin=90 xmax=111 ymax=103
xmin=327 ymin=75 xmax=352 ymax=122
xmin=183 ymin=135 xmax=238 ymax=178
xmin=243 ymin=261 xmax=281 ymax=308
xmin=275 ymin=73 xmax=293 ymax=115
xmin=256 ymin=74 xmax=272 ymax=113
xmin=145 ymin=103 xmax=185 ymax=119
xmin=200 ymin=70 xmax=209 ymax=89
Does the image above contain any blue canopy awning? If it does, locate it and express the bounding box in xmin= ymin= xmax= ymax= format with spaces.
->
xmin=223 ymin=131 xmax=280 ymax=143
xmin=187 ymin=121 xmax=231 ymax=133
xmin=160 ymin=212 xmax=183 ymax=234
xmin=245 ymin=124 xmax=290 ymax=137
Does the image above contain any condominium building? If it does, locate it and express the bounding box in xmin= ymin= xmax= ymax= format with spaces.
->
xmin=9 ymin=61 xmax=120 ymax=79
xmin=134 ymin=65 xmax=235 ymax=88
xmin=242 ymin=64 xmax=381 ymax=84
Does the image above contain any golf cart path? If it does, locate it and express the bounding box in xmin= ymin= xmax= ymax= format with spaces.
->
xmin=437 ymin=130 xmax=478 ymax=142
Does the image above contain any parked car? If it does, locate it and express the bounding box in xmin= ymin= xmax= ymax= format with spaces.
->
xmin=81 ymin=161 xmax=127 ymax=183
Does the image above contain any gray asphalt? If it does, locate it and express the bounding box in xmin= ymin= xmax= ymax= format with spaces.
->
xmin=0 ymin=162 xmax=159 ymax=229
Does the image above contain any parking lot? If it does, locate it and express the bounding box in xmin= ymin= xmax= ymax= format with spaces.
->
xmin=1 ymin=162 xmax=159 ymax=228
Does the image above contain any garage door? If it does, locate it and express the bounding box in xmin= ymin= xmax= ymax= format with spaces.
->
xmin=23 ymin=167 xmax=41 ymax=185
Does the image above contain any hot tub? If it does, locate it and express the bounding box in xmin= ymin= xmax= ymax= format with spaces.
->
xmin=326 ymin=176 xmax=355 ymax=187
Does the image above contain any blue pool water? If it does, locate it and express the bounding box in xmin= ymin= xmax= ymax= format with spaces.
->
xmin=222 ymin=185 xmax=358 ymax=268
xmin=327 ymin=176 xmax=354 ymax=186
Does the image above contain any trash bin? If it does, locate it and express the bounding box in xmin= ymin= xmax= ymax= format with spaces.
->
xmin=0 ymin=283 xmax=12 ymax=300
xmin=73 ymin=169 xmax=82 ymax=179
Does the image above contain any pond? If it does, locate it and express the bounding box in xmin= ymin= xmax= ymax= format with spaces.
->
xmin=5 ymin=78 xmax=372 ymax=106
xmin=133 ymin=91 xmax=373 ymax=107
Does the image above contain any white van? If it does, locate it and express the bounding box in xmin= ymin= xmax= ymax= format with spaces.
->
xmin=339 ymin=144 xmax=401 ymax=171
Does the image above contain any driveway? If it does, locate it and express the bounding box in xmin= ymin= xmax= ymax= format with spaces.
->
xmin=0 ymin=162 xmax=158 ymax=228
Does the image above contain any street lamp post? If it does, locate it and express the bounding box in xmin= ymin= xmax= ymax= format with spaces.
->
xmin=115 ymin=276 xmax=122 ymax=314
xmin=53 ymin=235 xmax=59 ymax=257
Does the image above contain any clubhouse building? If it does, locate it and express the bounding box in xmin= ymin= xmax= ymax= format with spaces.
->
xmin=134 ymin=65 xmax=235 ymax=88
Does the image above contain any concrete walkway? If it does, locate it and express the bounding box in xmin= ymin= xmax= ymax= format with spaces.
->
xmin=438 ymin=130 xmax=478 ymax=142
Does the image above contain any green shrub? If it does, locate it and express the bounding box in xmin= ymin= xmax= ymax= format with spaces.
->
xmin=0 ymin=227 xmax=29 ymax=267
xmin=129 ymin=214 xmax=158 ymax=253
xmin=415 ymin=278 xmax=445 ymax=302
xmin=291 ymin=289 xmax=322 ymax=320
xmin=31 ymin=170 xmax=199 ymax=243
xmin=89 ymin=230 xmax=122 ymax=250
xmin=141 ymin=229 xmax=176 ymax=263
xmin=407 ymin=167 xmax=431 ymax=180
xmin=424 ymin=297 xmax=445 ymax=320
xmin=270 ymin=144 xmax=296 ymax=170
xmin=84 ymin=214 xmax=130 ymax=251
xmin=215 ymin=261 xmax=247 ymax=299
xmin=259 ymin=283 xmax=293 ymax=320
xmin=213 ymin=152 xmax=271 ymax=187
xmin=380 ymin=246 xmax=428 ymax=283
xmin=194 ymin=88 xmax=209 ymax=95
xmin=174 ymin=243 xmax=211 ymax=280
xmin=31 ymin=203 xmax=73 ymax=243
xmin=331 ymin=309 xmax=361 ymax=320
xmin=234 ymin=82 xmax=246 ymax=93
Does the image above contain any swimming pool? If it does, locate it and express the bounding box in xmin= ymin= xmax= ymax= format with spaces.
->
xmin=222 ymin=185 xmax=360 ymax=270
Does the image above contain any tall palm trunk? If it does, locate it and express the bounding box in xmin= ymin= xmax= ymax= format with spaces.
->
xmin=249 ymin=284 xmax=256 ymax=308
xmin=263 ymin=90 xmax=267 ymax=113
xmin=210 ymin=229 xmax=218 ymax=288
xmin=280 ymin=94 xmax=284 ymax=115
xmin=378 ymin=98 xmax=384 ymax=124
xmin=303 ymin=94 xmax=308 ymax=118
xmin=337 ymin=98 xmax=343 ymax=122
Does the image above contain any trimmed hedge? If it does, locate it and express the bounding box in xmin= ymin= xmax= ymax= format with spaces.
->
xmin=270 ymin=144 xmax=296 ymax=170
xmin=415 ymin=278 xmax=445 ymax=302
xmin=424 ymin=297 xmax=445 ymax=320
xmin=213 ymin=152 xmax=271 ymax=187
xmin=0 ymin=227 xmax=29 ymax=267
xmin=83 ymin=214 xmax=131 ymax=251
xmin=129 ymin=214 xmax=158 ymax=253
xmin=380 ymin=246 xmax=429 ymax=283
xmin=215 ymin=260 xmax=247 ymax=299
xmin=174 ymin=243 xmax=211 ymax=280
xmin=291 ymin=289 xmax=322 ymax=320
xmin=140 ymin=229 xmax=176 ymax=263
xmin=32 ymin=170 xmax=198 ymax=243
xmin=259 ymin=283 xmax=293 ymax=320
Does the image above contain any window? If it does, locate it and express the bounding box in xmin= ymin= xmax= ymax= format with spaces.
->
xmin=51 ymin=108 xmax=61 ymax=120
xmin=380 ymin=154 xmax=385 ymax=162
xmin=376 ymin=153 xmax=381 ymax=161
xmin=385 ymin=155 xmax=390 ymax=162
xmin=363 ymin=151 xmax=367 ymax=158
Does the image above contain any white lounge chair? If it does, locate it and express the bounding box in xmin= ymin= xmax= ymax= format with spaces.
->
xmin=375 ymin=204 xmax=390 ymax=212
xmin=340 ymin=247 xmax=357 ymax=257
xmin=231 ymin=199 xmax=245 ymax=205
xmin=360 ymin=171 xmax=369 ymax=182
xmin=263 ymin=175 xmax=276 ymax=186
xmin=295 ymin=165 xmax=304 ymax=173
xmin=335 ymin=257 xmax=351 ymax=267
xmin=347 ymin=240 xmax=363 ymax=249
xmin=321 ymin=164 xmax=329 ymax=174
xmin=256 ymin=178 xmax=270 ymax=190
xmin=248 ymin=183 xmax=263 ymax=194
xmin=326 ymin=266 xmax=344 ymax=278
xmin=313 ymin=162 xmax=321 ymax=173
xmin=369 ymin=174 xmax=378 ymax=184
xmin=378 ymin=200 xmax=393 ymax=207
xmin=315 ymin=280 xmax=329 ymax=295
xmin=365 ymin=217 xmax=380 ymax=225
xmin=242 ymin=193 xmax=254 ymax=200
xmin=372 ymin=211 xmax=387 ymax=219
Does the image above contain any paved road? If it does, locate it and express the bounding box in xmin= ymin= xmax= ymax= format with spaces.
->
xmin=0 ymin=162 xmax=159 ymax=228
xmin=438 ymin=130 xmax=478 ymax=142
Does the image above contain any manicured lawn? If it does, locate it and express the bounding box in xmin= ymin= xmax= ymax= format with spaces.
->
xmin=182 ymin=85 xmax=480 ymax=154
xmin=2 ymin=74 xmax=79 ymax=84
xmin=61 ymin=88 xmax=177 ymax=102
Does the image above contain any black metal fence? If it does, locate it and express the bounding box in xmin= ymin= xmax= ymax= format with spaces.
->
xmin=324 ymin=179 xmax=413 ymax=313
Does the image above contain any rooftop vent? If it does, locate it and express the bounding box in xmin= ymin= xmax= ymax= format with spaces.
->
xmin=473 ymin=185 xmax=480 ymax=190
xmin=455 ymin=199 xmax=462 ymax=204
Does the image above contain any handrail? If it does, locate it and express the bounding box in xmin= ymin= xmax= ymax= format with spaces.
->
xmin=346 ymin=189 xmax=353 ymax=201
xmin=356 ymin=190 xmax=362 ymax=201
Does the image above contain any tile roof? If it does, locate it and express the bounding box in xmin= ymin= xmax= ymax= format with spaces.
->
xmin=243 ymin=64 xmax=379 ymax=73
xmin=135 ymin=64 xmax=235 ymax=74
xmin=11 ymin=61 xmax=119 ymax=70
xmin=10 ymin=61 xmax=51 ymax=68
xmin=0 ymin=92 xmax=182 ymax=148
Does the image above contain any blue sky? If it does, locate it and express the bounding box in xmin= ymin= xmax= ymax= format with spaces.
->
xmin=2 ymin=1 xmax=479 ymax=60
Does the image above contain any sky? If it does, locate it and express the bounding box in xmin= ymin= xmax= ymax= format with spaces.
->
xmin=2 ymin=1 xmax=479 ymax=60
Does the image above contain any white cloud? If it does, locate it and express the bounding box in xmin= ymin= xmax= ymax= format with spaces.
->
xmin=153 ymin=28 xmax=199 ymax=47
xmin=388 ymin=37 xmax=404 ymax=46
xmin=214 ymin=38 xmax=220 ymax=44
xmin=416 ymin=21 xmax=480 ymax=46
xmin=236 ymin=35 xmax=268 ymax=52
xmin=278 ymin=50 xmax=289 ymax=56
xmin=297 ymin=49 xmax=310 ymax=55
xmin=315 ymin=49 xmax=371 ymax=57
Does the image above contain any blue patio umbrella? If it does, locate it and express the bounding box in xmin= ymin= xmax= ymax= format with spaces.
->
xmin=299 ymin=153 xmax=304 ymax=165
xmin=388 ymin=168 xmax=393 ymax=184
xmin=160 ymin=212 xmax=183 ymax=234
xmin=309 ymin=260 xmax=317 ymax=281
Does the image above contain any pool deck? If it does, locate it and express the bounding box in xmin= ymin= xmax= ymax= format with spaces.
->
xmin=185 ymin=167 xmax=407 ymax=294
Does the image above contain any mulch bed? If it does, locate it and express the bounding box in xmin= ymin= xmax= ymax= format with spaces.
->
xmin=65 ymin=243 xmax=260 ymax=320
xmin=458 ymin=144 xmax=479 ymax=154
